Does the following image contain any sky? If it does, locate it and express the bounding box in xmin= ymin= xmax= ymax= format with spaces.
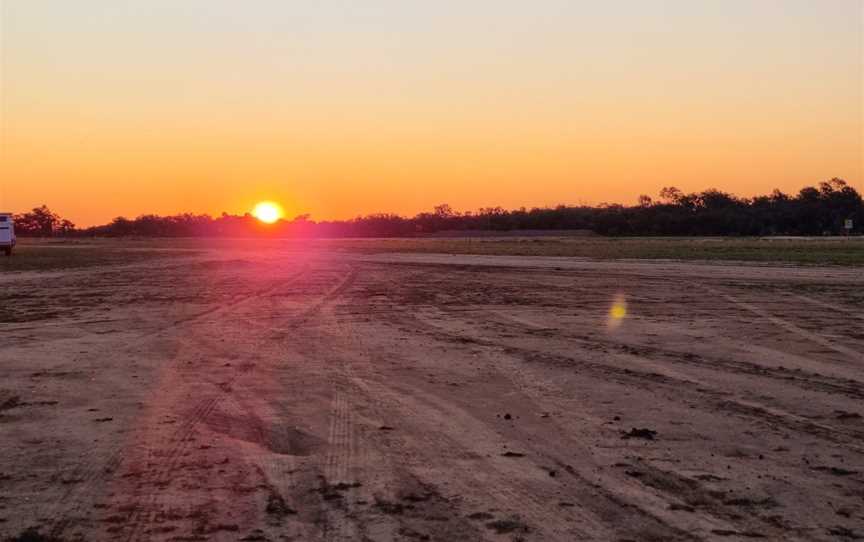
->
xmin=0 ymin=0 xmax=862 ymax=226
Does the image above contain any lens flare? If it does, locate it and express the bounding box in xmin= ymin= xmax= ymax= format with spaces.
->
xmin=607 ymin=293 xmax=628 ymax=330
xmin=252 ymin=201 xmax=284 ymax=224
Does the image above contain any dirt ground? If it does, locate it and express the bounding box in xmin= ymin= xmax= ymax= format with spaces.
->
xmin=1 ymin=246 xmax=863 ymax=541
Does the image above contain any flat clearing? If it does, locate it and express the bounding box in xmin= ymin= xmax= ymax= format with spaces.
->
xmin=322 ymin=236 xmax=864 ymax=266
xmin=1 ymin=240 xmax=863 ymax=541
xmin=6 ymin=235 xmax=864 ymax=269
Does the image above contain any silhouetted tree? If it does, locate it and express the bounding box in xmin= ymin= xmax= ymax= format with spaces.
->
xmin=17 ymin=179 xmax=863 ymax=239
xmin=13 ymin=205 xmax=61 ymax=236
xmin=659 ymin=186 xmax=684 ymax=204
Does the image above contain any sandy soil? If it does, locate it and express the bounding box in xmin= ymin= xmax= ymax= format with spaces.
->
xmin=1 ymin=248 xmax=863 ymax=541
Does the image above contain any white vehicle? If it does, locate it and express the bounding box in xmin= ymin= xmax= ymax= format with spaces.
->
xmin=0 ymin=213 xmax=16 ymax=256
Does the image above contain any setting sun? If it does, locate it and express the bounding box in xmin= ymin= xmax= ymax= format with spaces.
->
xmin=252 ymin=201 xmax=284 ymax=224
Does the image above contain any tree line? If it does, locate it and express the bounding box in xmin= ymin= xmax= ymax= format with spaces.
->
xmin=12 ymin=179 xmax=862 ymax=237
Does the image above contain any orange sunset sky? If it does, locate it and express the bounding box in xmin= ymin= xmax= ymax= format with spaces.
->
xmin=1 ymin=1 xmax=862 ymax=226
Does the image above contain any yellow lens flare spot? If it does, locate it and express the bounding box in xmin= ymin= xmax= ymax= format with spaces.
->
xmin=610 ymin=304 xmax=627 ymax=319
xmin=252 ymin=201 xmax=284 ymax=224
xmin=607 ymin=294 xmax=628 ymax=329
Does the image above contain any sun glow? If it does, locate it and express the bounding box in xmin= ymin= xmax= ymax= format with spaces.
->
xmin=252 ymin=201 xmax=284 ymax=224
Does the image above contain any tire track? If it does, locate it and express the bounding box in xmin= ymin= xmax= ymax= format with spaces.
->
xmin=370 ymin=305 xmax=833 ymax=540
xmin=43 ymin=352 xmax=230 ymax=539
xmin=695 ymin=283 xmax=864 ymax=365
xmin=322 ymin=286 xmax=612 ymax=539
xmin=322 ymin=391 xmax=359 ymax=541
xmin=427 ymin=302 xmax=864 ymax=436
xmin=293 ymin=266 xmax=359 ymax=329
xmin=347 ymin=373 xmax=619 ymax=541
xmin=388 ymin=306 xmax=864 ymax=453
xmin=785 ymin=291 xmax=864 ymax=324
xmin=397 ymin=311 xmax=713 ymax=539
xmin=481 ymin=307 xmax=864 ymax=400
xmin=42 ymin=264 xmax=314 ymax=540
xmin=120 ymin=393 xmax=226 ymax=542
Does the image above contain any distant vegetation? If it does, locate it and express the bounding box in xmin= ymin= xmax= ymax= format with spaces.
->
xmin=13 ymin=179 xmax=863 ymax=237
xmin=11 ymin=205 xmax=77 ymax=236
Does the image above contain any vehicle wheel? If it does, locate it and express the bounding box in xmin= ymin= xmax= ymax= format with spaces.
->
xmin=3 ymin=248 xmax=10 ymax=256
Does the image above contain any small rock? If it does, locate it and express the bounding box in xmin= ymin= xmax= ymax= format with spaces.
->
xmin=621 ymin=428 xmax=657 ymax=440
xmin=0 ymin=396 xmax=21 ymax=412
